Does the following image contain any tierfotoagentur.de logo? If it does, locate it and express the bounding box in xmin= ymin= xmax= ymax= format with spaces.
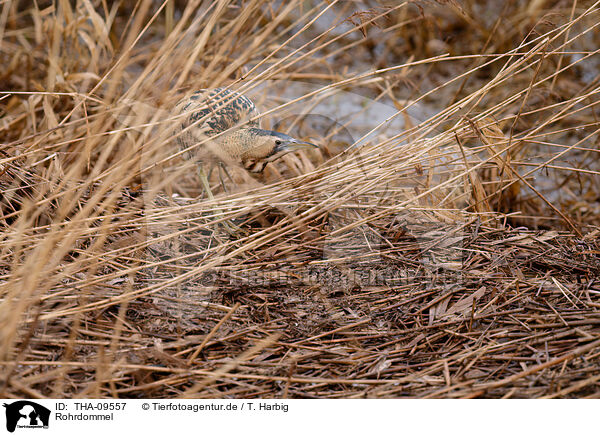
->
xmin=2 ymin=401 xmax=50 ymax=433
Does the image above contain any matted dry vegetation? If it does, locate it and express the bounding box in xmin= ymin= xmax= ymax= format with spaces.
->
xmin=1 ymin=0 xmax=600 ymax=398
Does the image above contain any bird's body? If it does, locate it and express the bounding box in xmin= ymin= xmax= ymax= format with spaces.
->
xmin=174 ymin=87 xmax=317 ymax=176
xmin=172 ymin=87 xmax=317 ymax=232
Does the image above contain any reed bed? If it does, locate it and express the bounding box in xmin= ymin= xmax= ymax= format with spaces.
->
xmin=1 ymin=0 xmax=599 ymax=398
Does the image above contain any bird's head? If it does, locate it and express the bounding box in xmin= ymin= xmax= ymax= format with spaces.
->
xmin=240 ymin=129 xmax=318 ymax=173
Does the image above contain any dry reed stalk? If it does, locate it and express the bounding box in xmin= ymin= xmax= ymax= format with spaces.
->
xmin=0 ymin=0 xmax=599 ymax=398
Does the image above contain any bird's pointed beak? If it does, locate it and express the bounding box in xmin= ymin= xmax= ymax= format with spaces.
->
xmin=281 ymin=138 xmax=319 ymax=151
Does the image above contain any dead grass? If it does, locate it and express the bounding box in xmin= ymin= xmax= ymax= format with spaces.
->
xmin=1 ymin=0 xmax=600 ymax=398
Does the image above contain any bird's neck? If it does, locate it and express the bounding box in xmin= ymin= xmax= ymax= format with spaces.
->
xmin=218 ymin=127 xmax=268 ymax=155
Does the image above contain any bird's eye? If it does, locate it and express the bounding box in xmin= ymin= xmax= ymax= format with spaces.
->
xmin=275 ymin=140 xmax=282 ymax=145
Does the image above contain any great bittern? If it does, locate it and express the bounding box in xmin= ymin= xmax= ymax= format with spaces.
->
xmin=174 ymin=87 xmax=317 ymax=200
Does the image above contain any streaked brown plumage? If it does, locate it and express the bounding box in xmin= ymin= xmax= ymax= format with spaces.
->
xmin=175 ymin=87 xmax=317 ymax=180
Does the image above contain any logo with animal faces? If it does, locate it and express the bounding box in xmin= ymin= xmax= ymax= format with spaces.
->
xmin=2 ymin=401 xmax=50 ymax=432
